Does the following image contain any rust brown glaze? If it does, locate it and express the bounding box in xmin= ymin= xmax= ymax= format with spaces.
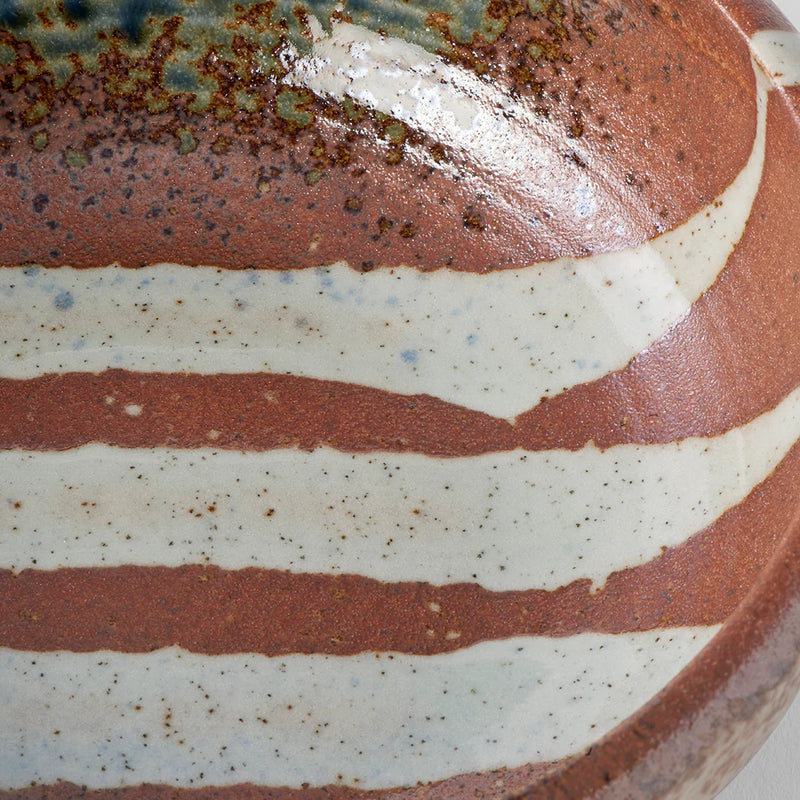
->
xmin=0 ymin=0 xmax=756 ymax=271
xmin=0 ymin=370 xmax=519 ymax=455
xmin=2 ymin=427 xmax=799 ymax=657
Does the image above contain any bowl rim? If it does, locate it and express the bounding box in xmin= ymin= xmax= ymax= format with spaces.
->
xmin=515 ymin=5 xmax=800 ymax=795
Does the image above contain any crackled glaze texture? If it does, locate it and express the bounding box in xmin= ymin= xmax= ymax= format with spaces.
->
xmin=2 ymin=1 xmax=800 ymax=799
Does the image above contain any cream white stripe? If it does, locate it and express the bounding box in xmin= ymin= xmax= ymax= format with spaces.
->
xmin=0 ymin=59 xmax=769 ymax=420
xmin=0 ymin=628 xmax=718 ymax=790
xmin=752 ymin=30 xmax=800 ymax=85
xmin=4 ymin=384 xmax=800 ymax=591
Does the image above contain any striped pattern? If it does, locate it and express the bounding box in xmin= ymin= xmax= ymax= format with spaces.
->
xmin=2 ymin=383 xmax=799 ymax=589
xmin=5 ymin=431 xmax=800 ymax=656
xmin=2 ymin=16 xmax=800 ymax=800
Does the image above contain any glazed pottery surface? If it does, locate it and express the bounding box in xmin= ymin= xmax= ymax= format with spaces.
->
xmin=1 ymin=1 xmax=800 ymax=798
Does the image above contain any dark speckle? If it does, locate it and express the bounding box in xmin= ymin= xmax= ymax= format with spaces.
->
xmin=54 ymin=291 xmax=74 ymax=310
xmin=344 ymin=196 xmax=363 ymax=214
xmin=462 ymin=207 xmax=486 ymax=231
xmin=32 ymin=194 xmax=49 ymax=214
xmin=63 ymin=0 xmax=91 ymax=21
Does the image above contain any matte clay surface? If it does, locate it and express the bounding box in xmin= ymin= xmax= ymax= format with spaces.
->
xmin=1 ymin=1 xmax=800 ymax=799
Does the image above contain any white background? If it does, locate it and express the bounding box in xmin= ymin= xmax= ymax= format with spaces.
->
xmin=716 ymin=0 xmax=800 ymax=797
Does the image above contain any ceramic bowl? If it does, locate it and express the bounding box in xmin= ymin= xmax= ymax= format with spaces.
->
xmin=1 ymin=1 xmax=800 ymax=798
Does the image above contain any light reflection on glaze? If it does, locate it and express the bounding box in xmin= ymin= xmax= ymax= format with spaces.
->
xmin=0 ymin=629 xmax=718 ymax=790
xmin=4 ymin=383 xmax=800 ymax=590
xmin=286 ymin=21 xmax=766 ymax=249
xmin=289 ymin=20 xmax=768 ymax=252
xmin=286 ymin=19 xmax=594 ymax=226
xmin=0 ymin=51 xmax=773 ymax=419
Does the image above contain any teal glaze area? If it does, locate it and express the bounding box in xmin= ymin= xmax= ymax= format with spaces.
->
xmin=0 ymin=0 xmax=522 ymax=95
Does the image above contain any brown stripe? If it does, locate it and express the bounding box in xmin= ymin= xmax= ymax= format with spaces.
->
xmin=2 ymin=355 xmax=799 ymax=455
xmin=0 ymin=759 xmax=562 ymax=800
xmin=517 ymin=87 xmax=800 ymax=450
xmin=0 ymin=1 xmax=754 ymax=272
xmin=4 ymin=433 xmax=799 ymax=656
xmin=0 ymin=370 xmax=517 ymax=455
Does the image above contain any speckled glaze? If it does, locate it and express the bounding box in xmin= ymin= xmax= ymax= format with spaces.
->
xmin=1 ymin=1 xmax=800 ymax=798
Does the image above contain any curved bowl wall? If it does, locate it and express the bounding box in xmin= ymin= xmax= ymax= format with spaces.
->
xmin=0 ymin=1 xmax=799 ymax=798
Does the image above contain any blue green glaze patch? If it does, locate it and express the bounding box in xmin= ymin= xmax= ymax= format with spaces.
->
xmin=0 ymin=0 xmax=585 ymax=134
xmin=0 ymin=0 xmax=522 ymax=87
